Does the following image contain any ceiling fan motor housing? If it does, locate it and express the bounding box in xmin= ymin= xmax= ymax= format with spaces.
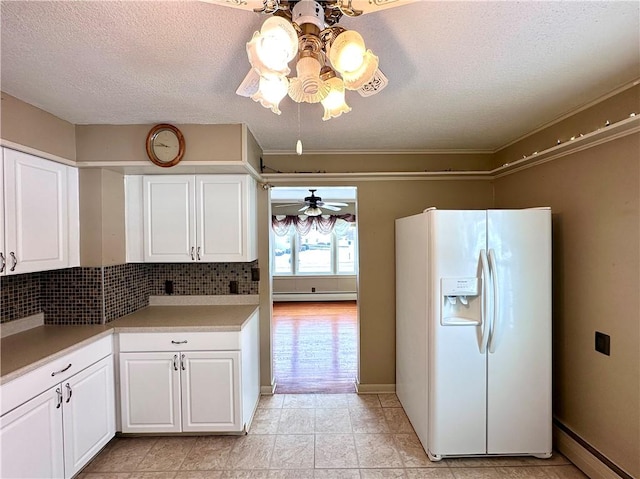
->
xmin=292 ymin=1 xmax=325 ymax=29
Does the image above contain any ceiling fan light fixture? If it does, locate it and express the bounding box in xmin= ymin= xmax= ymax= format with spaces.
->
xmin=320 ymin=68 xmax=351 ymax=120
xmin=305 ymin=206 xmax=323 ymax=216
xmin=342 ymin=50 xmax=379 ymax=90
xmin=329 ymin=30 xmax=367 ymax=74
xmin=288 ymin=54 xmax=330 ymax=103
xmin=251 ymin=74 xmax=289 ymax=114
xmin=238 ymin=0 xmax=387 ymax=122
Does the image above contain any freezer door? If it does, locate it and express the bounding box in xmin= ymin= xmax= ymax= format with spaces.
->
xmin=486 ymin=209 xmax=552 ymax=455
xmin=428 ymin=210 xmax=487 ymax=457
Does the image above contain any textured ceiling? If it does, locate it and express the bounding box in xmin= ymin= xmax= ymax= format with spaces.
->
xmin=1 ymin=1 xmax=638 ymax=154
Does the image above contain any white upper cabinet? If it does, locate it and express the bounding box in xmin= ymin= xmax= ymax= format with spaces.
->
xmin=1 ymin=148 xmax=79 ymax=275
xmin=135 ymin=174 xmax=257 ymax=263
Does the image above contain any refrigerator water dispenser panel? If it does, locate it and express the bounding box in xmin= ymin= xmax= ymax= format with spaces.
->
xmin=441 ymin=277 xmax=481 ymax=326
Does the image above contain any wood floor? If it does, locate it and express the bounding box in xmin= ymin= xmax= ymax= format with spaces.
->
xmin=272 ymin=301 xmax=357 ymax=394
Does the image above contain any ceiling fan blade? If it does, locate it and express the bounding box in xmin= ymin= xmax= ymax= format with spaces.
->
xmin=321 ymin=204 xmax=342 ymax=211
xmin=274 ymin=203 xmax=302 ymax=208
xmin=324 ymin=201 xmax=349 ymax=207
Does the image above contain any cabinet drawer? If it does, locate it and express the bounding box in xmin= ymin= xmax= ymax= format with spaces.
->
xmin=1 ymin=335 xmax=113 ymax=416
xmin=118 ymin=332 xmax=240 ymax=352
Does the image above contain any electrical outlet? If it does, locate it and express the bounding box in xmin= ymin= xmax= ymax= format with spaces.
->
xmin=164 ymin=280 xmax=173 ymax=295
xmin=595 ymin=331 xmax=610 ymax=356
xmin=229 ymin=280 xmax=239 ymax=294
xmin=312 ymin=287 xmax=316 ymax=292
xmin=251 ymin=268 xmax=260 ymax=282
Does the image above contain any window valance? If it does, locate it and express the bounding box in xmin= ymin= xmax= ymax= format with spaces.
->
xmin=271 ymin=214 xmax=356 ymax=237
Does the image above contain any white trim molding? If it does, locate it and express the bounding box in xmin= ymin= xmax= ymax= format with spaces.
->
xmin=553 ymin=424 xmax=630 ymax=479
xmin=355 ymin=380 xmax=396 ymax=394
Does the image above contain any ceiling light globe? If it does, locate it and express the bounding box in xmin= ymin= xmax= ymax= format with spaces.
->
xmin=305 ymin=206 xmax=322 ymax=217
xmin=330 ymin=30 xmax=366 ymax=74
xmin=251 ymin=75 xmax=289 ymax=114
xmin=321 ymin=76 xmax=351 ymax=121
xmin=342 ymin=50 xmax=379 ymax=90
xmin=256 ymin=16 xmax=298 ymax=71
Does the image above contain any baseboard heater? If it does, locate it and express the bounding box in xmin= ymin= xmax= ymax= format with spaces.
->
xmin=273 ymin=292 xmax=357 ymax=302
xmin=553 ymin=419 xmax=632 ymax=479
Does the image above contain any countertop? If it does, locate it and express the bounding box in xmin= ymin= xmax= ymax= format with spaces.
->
xmin=0 ymin=304 xmax=259 ymax=384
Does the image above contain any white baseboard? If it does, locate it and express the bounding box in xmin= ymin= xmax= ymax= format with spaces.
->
xmin=260 ymin=382 xmax=277 ymax=395
xmin=273 ymin=293 xmax=357 ymax=302
xmin=355 ymin=381 xmax=396 ymax=394
xmin=553 ymin=425 xmax=625 ymax=479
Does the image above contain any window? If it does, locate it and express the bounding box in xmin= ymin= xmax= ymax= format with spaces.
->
xmin=273 ymin=222 xmax=358 ymax=276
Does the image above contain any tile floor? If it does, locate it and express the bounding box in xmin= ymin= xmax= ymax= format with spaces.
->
xmin=79 ymin=394 xmax=588 ymax=479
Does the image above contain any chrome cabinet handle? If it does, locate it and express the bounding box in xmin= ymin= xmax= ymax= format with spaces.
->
xmin=173 ymin=354 xmax=179 ymax=371
xmin=171 ymin=340 xmax=188 ymax=345
xmin=181 ymin=354 xmax=186 ymax=371
xmin=65 ymin=383 xmax=72 ymax=403
xmin=0 ymin=252 xmax=5 ymax=273
xmin=190 ymin=246 xmax=195 ymax=260
xmin=56 ymin=387 xmax=63 ymax=409
xmin=196 ymin=246 xmax=201 ymax=261
xmin=51 ymin=363 xmax=72 ymax=376
xmin=9 ymin=252 xmax=17 ymax=272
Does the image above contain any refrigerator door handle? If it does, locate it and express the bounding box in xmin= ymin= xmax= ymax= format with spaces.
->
xmin=488 ymin=249 xmax=500 ymax=353
xmin=479 ymin=249 xmax=492 ymax=353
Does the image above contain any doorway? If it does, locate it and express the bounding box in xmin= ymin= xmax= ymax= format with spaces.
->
xmin=270 ymin=186 xmax=359 ymax=393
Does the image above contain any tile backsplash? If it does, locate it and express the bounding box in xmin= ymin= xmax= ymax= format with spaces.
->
xmin=0 ymin=273 xmax=41 ymax=323
xmin=1 ymin=260 xmax=259 ymax=325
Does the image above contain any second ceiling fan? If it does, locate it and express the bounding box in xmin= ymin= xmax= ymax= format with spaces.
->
xmin=275 ymin=189 xmax=348 ymax=216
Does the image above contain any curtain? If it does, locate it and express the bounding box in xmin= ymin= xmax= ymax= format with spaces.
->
xmin=271 ymin=214 xmax=356 ymax=237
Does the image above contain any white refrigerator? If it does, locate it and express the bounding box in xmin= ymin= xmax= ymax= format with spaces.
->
xmin=395 ymin=208 xmax=552 ymax=461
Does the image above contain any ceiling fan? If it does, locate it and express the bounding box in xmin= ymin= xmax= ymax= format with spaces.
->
xmin=274 ymin=189 xmax=348 ymax=216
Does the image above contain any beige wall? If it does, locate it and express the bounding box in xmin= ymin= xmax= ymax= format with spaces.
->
xmin=79 ymin=169 xmax=126 ymax=267
xmin=0 ymin=92 xmax=76 ymax=161
xmin=493 ymin=84 xmax=640 ymax=169
xmin=264 ymin=152 xmax=493 ymax=173
xmin=76 ymin=124 xmax=244 ymax=163
xmin=494 ymin=134 xmax=640 ymax=476
xmin=260 ymin=176 xmax=494 ymax=387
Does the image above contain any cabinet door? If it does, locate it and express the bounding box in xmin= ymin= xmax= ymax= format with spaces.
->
xmin=196 ymin=175 xmax=251 ymax=262
xmin=0 ymin=386 xmax=64 ymax=479
xmin=3 ymin=148 xmax=69 ymax=274
xmin=119 ymin=352 xmax=181 ymax=433
xmin=181 ymin=351 xmax=242 ymax=432
xmin=143 ymin=176 xmax=195 ymax=262
xmin=0 ymin=149 xmax=5 ymax=275
xmin=63 ymin=356 xmax=116 ymax=478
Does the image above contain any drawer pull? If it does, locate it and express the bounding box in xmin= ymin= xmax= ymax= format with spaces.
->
xmin=171 ymin=340 xmax=188 ymax=345
xmin=51 ymin=363 xmax=72 ymax=376
xmin=65 ymin=383 xmax=72 ymax=403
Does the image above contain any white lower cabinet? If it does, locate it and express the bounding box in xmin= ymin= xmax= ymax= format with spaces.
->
xmin=0 ymin=355 xmax=115 ymax=479
xmin=119 ymin=350 xmax=241 ymax=433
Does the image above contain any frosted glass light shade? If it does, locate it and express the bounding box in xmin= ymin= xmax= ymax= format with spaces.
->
xmin=288 ymin=56 xmax=330 ymax=103
xmin=342 ymin=49 xmax=379 ymax=90
xmin=246 ymin=17 xmax=298 ymax=76
xmin=250 ymin=75 xmax=289 ymax=114
xmin=321 ymin=76 xmax=351 ymax=121
xmin=305 ymin=206 xmax=322 ymax=216
xmin=329 ymin=30 xmax=366 ymax=74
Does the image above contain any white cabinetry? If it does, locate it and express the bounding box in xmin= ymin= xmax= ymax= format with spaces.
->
xmin=0 ymin=147 xmax=79 ymax=275
xmin=120 ymin=350 xmax=241 ymax=433
xmin=0 ymin=336 xmax=115 ymax=479
xmin=118 ymin=311 xmax=260 ymax=434
xmin=126 ymin=174 xmax=256 ymax=263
